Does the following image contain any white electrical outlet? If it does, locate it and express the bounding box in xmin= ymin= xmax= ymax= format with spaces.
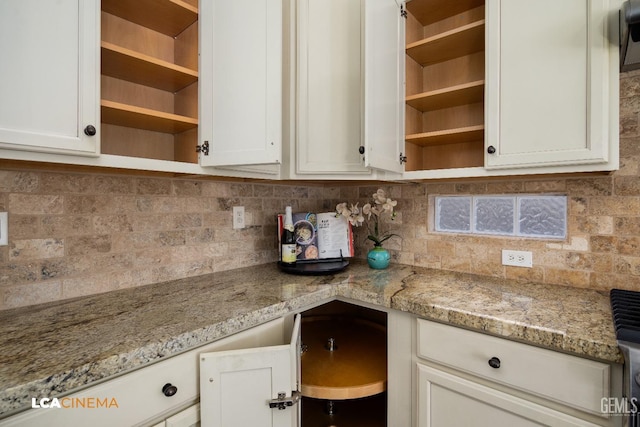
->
xmin=0 ymin=212 xmax=7 ymax=246
xmin=232 ymin=206 xmax=245 ymax=229
xmin=502 ymin=249 xmax=532 ymax=268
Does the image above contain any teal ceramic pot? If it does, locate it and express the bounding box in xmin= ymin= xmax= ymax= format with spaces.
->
xmin=367 ymin=246 xmax=390 ymax=269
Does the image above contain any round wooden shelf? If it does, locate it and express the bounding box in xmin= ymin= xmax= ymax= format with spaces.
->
xmin=301 ymin=316 xmax=387 ymax=400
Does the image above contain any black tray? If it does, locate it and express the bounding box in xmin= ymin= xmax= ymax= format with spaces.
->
xmin=277 ymin=258 xmax=349 ymax=275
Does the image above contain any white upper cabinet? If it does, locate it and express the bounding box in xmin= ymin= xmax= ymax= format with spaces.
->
xmin=400 ymin=0 xmax=620 ymax=180
xmin=0 ymin=0 xmax=620 ymax=181
xmin=0 ymin=0 xmax=100 ymax=156
xmin=363 ymin=0 xmax=406 ymax=174
xmin=293 ymin=0 xmax=369 ymax=176
xmin=484 ymin=0 xmax=619 ymax=170
xmin=200 ymin=0 xmax=282 ymax=169
xmin=285 ymin=0 xmax=404 ymax=179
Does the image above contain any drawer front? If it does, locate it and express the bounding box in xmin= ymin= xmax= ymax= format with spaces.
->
xmin=417 ymin=319 xmax=610 ymax=415
xmin=1 ymin=318 xmax=284 ymax=427
xmin=417 ymin=363 xmax=603 ymax=427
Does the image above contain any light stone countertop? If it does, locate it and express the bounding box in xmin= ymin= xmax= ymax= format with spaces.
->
xmin=0 ymin=261 xmax=621 ymax=417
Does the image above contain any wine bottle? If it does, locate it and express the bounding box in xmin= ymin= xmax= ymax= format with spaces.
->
xmin=281 ymin=206 xmax=296 ymax=264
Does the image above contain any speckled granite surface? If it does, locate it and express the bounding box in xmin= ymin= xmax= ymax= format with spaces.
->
xmin=0 ymin=261 xmax=621 ymax=417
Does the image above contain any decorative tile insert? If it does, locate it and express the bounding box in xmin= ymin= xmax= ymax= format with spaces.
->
xmin=518 ymin=196 xmax=567 ymax=238
xmin=435 ymin=195 xmax=567 ymax=239
xmin=475 ymin=196 xmax=515 ymax=235
xmin=435 ymin=196 xmax=471 ymax=233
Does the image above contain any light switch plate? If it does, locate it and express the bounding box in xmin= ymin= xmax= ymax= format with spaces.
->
xmin=0 ymin=212 xmax=7 ymax=246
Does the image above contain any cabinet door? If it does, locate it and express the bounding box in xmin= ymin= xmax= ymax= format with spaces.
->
xmin=363 ymin=0 xmax=405 ymax=174
xmin=199 ymin=315 xmax=301 ymax=427
xmin=485 ymin=0 xmax=618 ymax=169
xmin=295 ymin=0 xmax=370 ymax=175
xmin=0 ymin=0 xmax=99 ymax=156
xmin=417 ymin=364 xmax=602 ymax=427
xmin=200 ymin=0 xmax=282 ymax=167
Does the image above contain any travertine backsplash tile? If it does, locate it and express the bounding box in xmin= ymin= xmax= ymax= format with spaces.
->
xmin=9 ymin=194 xmax=63 ymax=214
xmin=10 ymin=238 xmax=64 ymax=261
xmin=2 ymin=71 xmax=640 ymax=310
xmin=0 ymin=175 xmax=329 ymax=310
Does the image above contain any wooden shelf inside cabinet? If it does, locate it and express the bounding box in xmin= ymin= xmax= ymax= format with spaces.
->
xmin=406 ymin=80 xmax=484 ymax=112
xmin=101 ymin=100 xmax=198 ymax=134
xmin=406 ymin=20 xmax=485 ymax=66
xmin=301 ymin=317 xmax=386 ymax=400
xmin=102 ymin=0 xmax=198 ymax=37
xmin=406 ymin=0 xmax=485 ymax=26
xmin=101 ymin=42 xmax=198 ymax=93
xmin=406 ymin=125 xmax=484 ymax=147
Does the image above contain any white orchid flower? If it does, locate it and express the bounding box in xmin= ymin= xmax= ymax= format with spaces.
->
xmin=373 ymin=189 xmax=386 ymax=204
xmin=382 ymin=198 xmax=397 ymax=213
xmin=353 ymin=212 xmax=365 ymax=226
xmin=362 ymin=203 xmax=372 ymax=219
xmin=334 ymin=188 xmax=399 ymax=246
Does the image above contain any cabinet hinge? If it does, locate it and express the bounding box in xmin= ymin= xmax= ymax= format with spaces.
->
xmin=268 ymin=391 xmax=301 ymax=410
xmin=400 ymin=5 xmax=407 ymax=19
xmin=196 ymin=141 xmax=210 ymax=156
xmin=399 ymin=153 xmax=407 ymax=164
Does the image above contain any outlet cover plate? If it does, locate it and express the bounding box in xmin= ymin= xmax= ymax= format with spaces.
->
xmin=0 ymin=212 xmax=7 ymax=246
xmin=232 ymin=206 xmax=245 ymax=229
xmin=502 ymin=249 xmax=532 ymax=268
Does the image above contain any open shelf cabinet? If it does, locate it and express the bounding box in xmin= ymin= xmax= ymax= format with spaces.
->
xmin=100 ymin=0 xmax=199 ymax=164
xmin=404 ymin=0 xmax=485 ymax=172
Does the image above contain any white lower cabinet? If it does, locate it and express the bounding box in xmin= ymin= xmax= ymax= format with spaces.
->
xmin=1 ymin=308 xmax=620 ymax=427
xmin=0 ymin=302 xmax=406 ymax=427
xmin=418 ymin=364 xmax=601 ymax=427
xmin=198 ymin=300 xmax=412 ymax=427
xmin=0 ymin=318 xmax=287 ymax=427
xmin=415 ymin=318 xmax=622 ymax=427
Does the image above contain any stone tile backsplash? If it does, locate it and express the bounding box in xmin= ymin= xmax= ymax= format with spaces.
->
xmin=6 ymin=160 xmax=640 ymax=311
xmin=0 ymin=174 xmax=331 ymax=310
xmin=2 ymin=69 xmax=640 ymax=310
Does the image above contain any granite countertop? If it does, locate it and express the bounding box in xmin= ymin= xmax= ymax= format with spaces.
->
xmin=0 ymin=261 xmax=621 ymax=417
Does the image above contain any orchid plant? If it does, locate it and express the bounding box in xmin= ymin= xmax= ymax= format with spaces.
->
xmin=336 ymin=188 xmax=399 ymax=247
